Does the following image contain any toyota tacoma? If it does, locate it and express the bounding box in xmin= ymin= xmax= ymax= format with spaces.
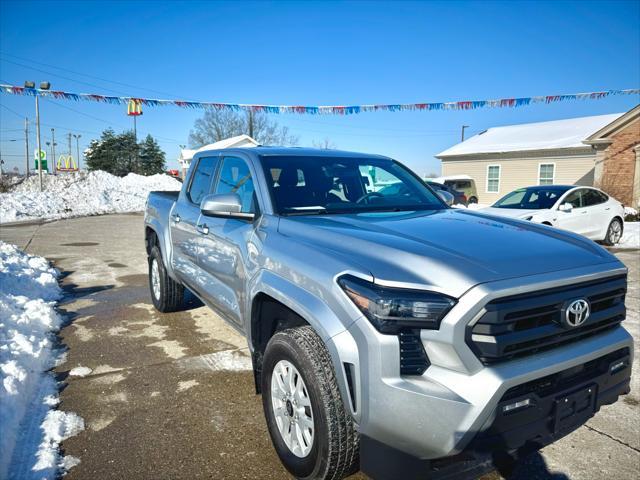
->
xmin=144 ymin=147 xmax=632 ymax=479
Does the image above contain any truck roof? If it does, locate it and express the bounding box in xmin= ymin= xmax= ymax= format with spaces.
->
xmin=195 ymin=145 xmax=391 ymax=160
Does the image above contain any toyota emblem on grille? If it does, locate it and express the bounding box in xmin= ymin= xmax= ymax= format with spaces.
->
xmin=564 ymin=299 xmax=590 ymax=328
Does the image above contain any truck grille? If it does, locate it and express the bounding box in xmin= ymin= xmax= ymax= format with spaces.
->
xmin=468 ymin=275 xmax=626 ymax=365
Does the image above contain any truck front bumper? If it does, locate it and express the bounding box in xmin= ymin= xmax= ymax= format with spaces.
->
xmin=337 ymin=317 xmax=633 ymax=459
xmin=355 ymin=334 xmax=632 ymax=480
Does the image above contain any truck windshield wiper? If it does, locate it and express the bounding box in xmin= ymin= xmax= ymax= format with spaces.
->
xmin=282 ymin=208 xmax=328 ymax=216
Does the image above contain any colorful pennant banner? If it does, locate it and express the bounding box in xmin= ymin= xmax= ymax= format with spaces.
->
xmin=1 ymin=84 xmax=637 ymax=115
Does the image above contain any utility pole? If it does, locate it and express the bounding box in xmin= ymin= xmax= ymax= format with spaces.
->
xmin=24 ymin=118 xmax=30 ymax=178
xmin=51 ymin=128 xmax=57 ymax=174
xmin=73 ymin=134 xmax=82 ymax=170
xmin=461 ymin=125 xmax=469 ymax=142
xmin=35 ymin=93 xmax=43 ymax=191
xmin=68 ymin=132 xmax=72 ymax=159
xmin=26 ymin=81 xmax=50 ymax=191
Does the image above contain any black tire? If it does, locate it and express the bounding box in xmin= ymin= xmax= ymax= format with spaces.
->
xmin=602 ymin=218 xmax=623 ymax=246
xmin=468 ymin=196 xmax=478 ymax=204
xmin=261 ymin=326 xmax=359 ymax=480
xmin=148 ymin=245 xmax=184 ymax=312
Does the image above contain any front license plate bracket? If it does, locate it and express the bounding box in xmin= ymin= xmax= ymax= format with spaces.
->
xmin=553 ymin=384 xmax=597 ymax=434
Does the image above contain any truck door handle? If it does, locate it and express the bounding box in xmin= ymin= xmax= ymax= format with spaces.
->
xmin=197 ymin=224 xmax=209 ymax=235
xmin=172 ymin=213 xmax=181 ymax=223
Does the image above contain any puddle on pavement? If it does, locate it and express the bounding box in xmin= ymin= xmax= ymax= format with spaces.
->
xmin=117 ymin=274 xmax=148 ymax=286
xmin=60 ymin=242 xmax=100 ymax=246
xmin=108 ymin=262 xmax=128 ymax=268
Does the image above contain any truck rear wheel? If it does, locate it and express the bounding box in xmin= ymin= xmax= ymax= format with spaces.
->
xmin=261 ymin=326 xmax=359 ymax=480
xmin=148 ymin=245 xmax=184 ymax=312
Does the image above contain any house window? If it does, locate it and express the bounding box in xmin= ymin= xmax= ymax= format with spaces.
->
xmin=486 ymin=165 xmax=500 ymax=193
xmin=539 ymin=163 xmax=555 ymax=185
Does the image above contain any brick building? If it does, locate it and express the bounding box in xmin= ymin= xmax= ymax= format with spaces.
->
xmin=584 ymin=104 xmax=640 ymax=209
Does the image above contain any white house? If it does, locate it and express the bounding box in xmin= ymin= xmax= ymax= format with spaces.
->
xmin=178 ymin=134 xmax=259 ymax=177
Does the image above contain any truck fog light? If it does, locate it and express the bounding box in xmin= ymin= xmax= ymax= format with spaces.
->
xmin=503 ymin=398 xmax=532 ymax=413
xmin=610 ymin=360 xmax=627 ymax=373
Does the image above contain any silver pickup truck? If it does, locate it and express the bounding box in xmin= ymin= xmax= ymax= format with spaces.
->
xmin=144 ymin=147 xmax=632 ymax=480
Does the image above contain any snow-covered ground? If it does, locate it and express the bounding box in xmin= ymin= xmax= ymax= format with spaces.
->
xmin=618 ymin=222 xmax=640 ymax=250
xmin=0 ymin=242 xmax=84 ymax=479
xmin=0 ymin=171 xmax=181 ymax=224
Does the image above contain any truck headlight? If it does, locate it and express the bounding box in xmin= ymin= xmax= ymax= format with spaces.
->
xmin=338 ymin=275 xmax=456 ymax=334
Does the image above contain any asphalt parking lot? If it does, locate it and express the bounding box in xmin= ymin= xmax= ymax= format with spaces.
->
xmin=1 ymin=213 xmax=638 ymax=479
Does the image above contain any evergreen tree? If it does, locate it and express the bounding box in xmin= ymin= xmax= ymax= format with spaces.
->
xmin=138 ymin=135 xmax=166 ymax=175
xmin=85 ymin=129 xmax=166 ymax=176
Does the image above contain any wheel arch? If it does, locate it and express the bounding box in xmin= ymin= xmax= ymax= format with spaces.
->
xmin=248 ymin=272 xmax=360 ymax=420
xmin=144 ymin=220 xmax=177 ymax=280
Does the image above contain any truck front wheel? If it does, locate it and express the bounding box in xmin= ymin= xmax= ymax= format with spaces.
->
xmin=261 ymin=326 xmax=359 ymax=480
xmin=148 ymin=245 xmax=184 ymax=312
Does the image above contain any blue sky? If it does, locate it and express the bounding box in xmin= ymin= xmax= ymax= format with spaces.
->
xmin=1 ymin=0 xmax=638 ymax=175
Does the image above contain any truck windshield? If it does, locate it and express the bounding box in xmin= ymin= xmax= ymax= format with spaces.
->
xmin=493 ymin=186 xmax=572 ymax=209
xmin=260 ymin=155 xmax=445 ymax=215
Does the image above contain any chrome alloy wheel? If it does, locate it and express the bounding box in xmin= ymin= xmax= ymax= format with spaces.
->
xmin=609 ymin=220 xmax=622 ymax=244
xmin=271 ymin=359 xmax=314 ymax=458
xmin=151 ymin=258 xmax=161 ymax=300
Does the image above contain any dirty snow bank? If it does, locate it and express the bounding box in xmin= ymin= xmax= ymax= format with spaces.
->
xmin=618 ymin=222 xmax=640 ymax=250
xmin=0 ymin=170 xmax=181 ymax=224
xmin=0 ymin=242 xmax=84 ymax=479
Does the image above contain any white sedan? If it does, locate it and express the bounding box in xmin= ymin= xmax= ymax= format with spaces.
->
xmin=481 ymin=185 xmax=626 ymax=245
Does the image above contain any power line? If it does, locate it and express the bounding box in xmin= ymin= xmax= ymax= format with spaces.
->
xmin=284 ymin=116 xmax=460 ymax=134
xmin=0 ymin=58 xmax=132 ymax=96
xmin=41 ymin=98 xmax=184 ymax=143
xmin=0 ymin=52 xmax=189 ymax=100
xmin=0 ymin=102 xmax=27 ymax=119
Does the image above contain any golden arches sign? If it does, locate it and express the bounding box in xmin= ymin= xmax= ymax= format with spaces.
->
xmin=127 ymin=99 xmax=143 ymax=116
xmin=56 ymin=154 xmax=78 ymax=172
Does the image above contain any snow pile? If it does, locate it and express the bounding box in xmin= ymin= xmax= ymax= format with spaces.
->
xmin=1 ymin=170 xmax=181 ymax=224
xmin=624 ymin=207 xmax=638 ymax=217
xmin=618 ymin=222 xmax=640 ymax=250
xmin=453 ymin=203 xmax=488 ymax=210
xmin=0 ymin=242 xmax=83 ymax=479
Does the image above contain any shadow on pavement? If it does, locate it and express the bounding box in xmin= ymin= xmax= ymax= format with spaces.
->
xmin=501 ymin=451 xmax=570 ymax=480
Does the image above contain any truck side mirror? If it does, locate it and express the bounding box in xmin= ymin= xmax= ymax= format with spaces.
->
xmin=558 ymin=203 xmax=573 ymax=213
xmin=200 ymin=193 xmax=255 ymax=220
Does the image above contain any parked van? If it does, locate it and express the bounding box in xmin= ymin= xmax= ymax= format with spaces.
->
xmin=433 ymin=175 xmax=478 ymax=204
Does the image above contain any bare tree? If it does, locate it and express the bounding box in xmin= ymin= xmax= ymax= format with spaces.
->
xmin=312 ymin=137 xmax=337 ymax=149
xmin=188 ymin=109 xmax=298 ymax=148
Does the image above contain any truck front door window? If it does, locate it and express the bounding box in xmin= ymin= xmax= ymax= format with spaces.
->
xmin=214 ymin=156 xmax=256 ymax=213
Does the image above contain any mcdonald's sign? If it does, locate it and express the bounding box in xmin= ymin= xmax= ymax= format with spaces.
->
xmin=127 ymin=99 xmax=143 ymax=116
xmin=57 ymin=154 xmax=78 ymax=172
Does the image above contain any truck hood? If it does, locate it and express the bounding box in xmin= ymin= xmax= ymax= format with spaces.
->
xmin=480 ymin=207 xmax=547 ymax=219
xmin=277 ymin=209 xmax=618 ymax=297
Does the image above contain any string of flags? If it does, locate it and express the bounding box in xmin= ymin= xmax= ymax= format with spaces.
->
xmin=1 ymin=83 xmax=638 ymax=115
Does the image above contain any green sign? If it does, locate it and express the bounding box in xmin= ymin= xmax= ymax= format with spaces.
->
xmin=34 ymin=149 xmax=48 ymax=170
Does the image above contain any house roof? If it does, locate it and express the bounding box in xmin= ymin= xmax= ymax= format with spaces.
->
xmin=197 ymin=134 xmax=259 ymax=152
xmin=178 ymin=135 xmax=259 ymax=164
xmin=437 ymin=113 xmax=623 ymax=158
xmin=583 ymin=104 xmax=640 ymax=145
